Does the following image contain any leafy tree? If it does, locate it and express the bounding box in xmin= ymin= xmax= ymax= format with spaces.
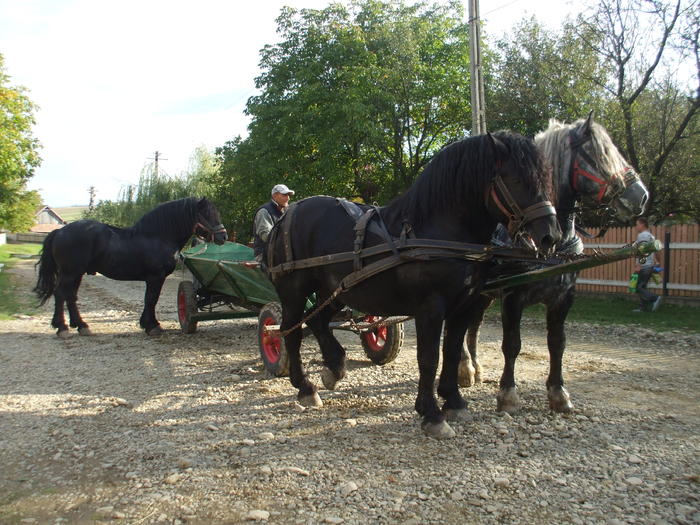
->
xmin=214 ymin=0 xmax=472 ymax=236
xmin=486 ymin=18 xmax=609 ymax=136
xmin=87 ymin=146 xmax=218 ymax=226
xmin=0 ymin=53 xmax=42 ymax=231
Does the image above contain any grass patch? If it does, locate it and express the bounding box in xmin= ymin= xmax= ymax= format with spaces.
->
xmin=0 ymin=243 xmax=42 ymax=319
xmin=495 ymin=294 xmax=700 ymax=334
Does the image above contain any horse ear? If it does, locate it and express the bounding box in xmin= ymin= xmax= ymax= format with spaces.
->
xmin=487 ymin=132 xmax=509 ymax=159
xmin=582 ymin=110 xmax=594 ymax=135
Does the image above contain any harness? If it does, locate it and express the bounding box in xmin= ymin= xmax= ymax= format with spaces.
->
xmin=193 ymin=213 xmax=226 ymax=241
xmin=488 ymin=174 xmax=556 ymax=239
xmin=568 ymin=129 xmax=640 ymax=239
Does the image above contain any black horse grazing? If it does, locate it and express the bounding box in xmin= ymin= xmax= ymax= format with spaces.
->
xmin=457 ymin=115 xmax=649 ymax=414
xmin=266 ymin=132 xmax=561 ymax=438
xmin=34 ymin=197 xmax=226 ymax=337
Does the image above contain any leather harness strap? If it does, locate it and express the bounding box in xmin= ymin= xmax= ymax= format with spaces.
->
xmin=488 ymin=175 xmax=556 ymax=238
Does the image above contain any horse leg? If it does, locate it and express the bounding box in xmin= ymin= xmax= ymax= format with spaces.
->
xmin=546 ymin=291 xmax=575 ymax=413
xmin=458 ymin=294 xmax=493 ymax=387
xmin=281 ymin=293 xmax=322 ymax=408
xmin=307 ymin=304 xmax=346 ymax=390
xmin=496 ymin=293 xmax=524 ymax=414
xmin=438 ymin=314 xmax=470 ymax=422
xmin=415 ymin=311 xmax=454 ymax=439
xmin=141 ymin=276 xmax=166 ymax=335
xmin=64 ymin=275 xmax=91 ymax=335
xmin=51 ymin=277 xmax=70 ymax=338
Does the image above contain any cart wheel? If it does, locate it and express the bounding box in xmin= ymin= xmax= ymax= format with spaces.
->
xmin=361 ymin=316 xmax=404 ymax=365
xmin=258 ymin=302 xmax=289 ymax=377
xmin=177 ymin=281 xmax=198 ymax=334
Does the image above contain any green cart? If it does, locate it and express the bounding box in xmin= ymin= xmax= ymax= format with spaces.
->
xmin=177 ymin=241 xmax=405 ymax=376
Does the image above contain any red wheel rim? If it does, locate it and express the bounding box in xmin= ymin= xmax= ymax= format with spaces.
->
xmin=362 ymin=315 xmax=387 ymax=352
xmin=178 ymin=290 xmax=187 ymax=324
xmin=261 ymin=317 xmax=281 ymax=364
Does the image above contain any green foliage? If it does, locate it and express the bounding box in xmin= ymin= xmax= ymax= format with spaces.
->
xmin=212 ymin=0 xmax=472 ymax=237
xmin=0 ymin=243 xmax=42 ymax=319
xmin=487 ymin=18 xmax=609 ymax=136
xmin=86 ymin=146 xmax=218 ymax=227
xmin=0 ymin=53 xmax=42 ymax=231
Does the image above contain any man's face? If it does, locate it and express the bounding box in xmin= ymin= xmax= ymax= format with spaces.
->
xmin=635 ymin=220 xmax=646 ymax=233
xmin=273 ymin=192 xmax=290 ymax=207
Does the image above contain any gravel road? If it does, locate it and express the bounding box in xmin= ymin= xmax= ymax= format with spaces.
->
xmin=1 ymin=261 xmax=698 ymax=525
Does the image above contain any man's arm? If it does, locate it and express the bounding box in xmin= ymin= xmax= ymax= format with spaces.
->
xmin=254 ymin=208 xmax=274 ymax=242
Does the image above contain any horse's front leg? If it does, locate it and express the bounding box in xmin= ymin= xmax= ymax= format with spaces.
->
xmin=546 ymin=290 xmax=575 ymax=413
xmin=497 ymin=292 xmax=524 ymax=414
xmin=141 ymin=276 xmax=166 ymax=335
xmin=439 ymin=314 xmax=471 ymax=422
xmin=415 ymin=311 xmax=454 ymax=439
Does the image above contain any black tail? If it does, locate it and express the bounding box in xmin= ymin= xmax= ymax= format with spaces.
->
xmin=34 ymin=230 xmax=59 ymax=306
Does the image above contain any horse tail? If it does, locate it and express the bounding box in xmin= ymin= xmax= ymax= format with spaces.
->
xmin=34 ymin=230 xmax=59 ymax=305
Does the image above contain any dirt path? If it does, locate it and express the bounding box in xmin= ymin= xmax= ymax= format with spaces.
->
xmin=1 ymin=261 xmax=698 ymax=525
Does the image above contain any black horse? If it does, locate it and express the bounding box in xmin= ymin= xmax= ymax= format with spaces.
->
xmin=34 ymin=197 xmax=226 ymax=337
xmin=457 ymin=115 xmax=649 ymax=413
xmin=265 ymin=132 xmax=561 ymax=438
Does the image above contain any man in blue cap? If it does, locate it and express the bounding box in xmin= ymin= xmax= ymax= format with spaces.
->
xmin=253 ymin=184 xmax=295 ymax=262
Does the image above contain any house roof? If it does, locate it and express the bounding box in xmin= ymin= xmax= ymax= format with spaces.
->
xmin=35 ymin=206 xmax=67 ymax=224
xmin=31 ymin=223 xmax=65 ymax=233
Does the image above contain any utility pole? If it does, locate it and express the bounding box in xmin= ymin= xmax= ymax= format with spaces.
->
xmin=148 ymin=151 xmax=167 ymax=178
xmin=469 ymin=0 xmax=486 ymax=135
xmin=88 ymin=186 xmax=96 ymax=211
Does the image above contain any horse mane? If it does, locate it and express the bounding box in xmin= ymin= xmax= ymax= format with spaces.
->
xmin=130 ymin=198 xmax=198 ymax=237
xmin=535 ymin=119 xmax=628 ymax=193
xmin=389 ymin=131 xmax=549 ymax=226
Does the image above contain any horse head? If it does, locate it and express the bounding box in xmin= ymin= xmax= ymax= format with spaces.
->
xmin=568 ymin=112 xmax=649 ymax=222
xmin=194 ymin=198 xmax=227 ymax=245
xmin=485 ymin=132 xmax=561 ymax=255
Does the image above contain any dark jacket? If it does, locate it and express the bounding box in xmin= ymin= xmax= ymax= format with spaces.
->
xmin=253 ymin=200 xmax=283 ymax=257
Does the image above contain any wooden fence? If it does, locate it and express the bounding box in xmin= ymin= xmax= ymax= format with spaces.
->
xmin=577 ymin=224 xmax=700 ymax=297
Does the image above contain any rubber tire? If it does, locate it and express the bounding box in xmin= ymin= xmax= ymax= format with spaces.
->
xmin=177 ymin=280 xmax=198 ymax=334
xmin=361 ymin=319 xmax=404 ymax=365
xmin=258 ymin=302 xmax=289 ymax=377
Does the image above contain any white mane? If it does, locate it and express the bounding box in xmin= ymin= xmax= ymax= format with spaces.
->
xmin=535 ymin=118 xmax=629 ymax=189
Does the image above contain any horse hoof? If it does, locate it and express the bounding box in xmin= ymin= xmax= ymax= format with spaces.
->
xmin=496 ymin=387 xmax=520 ymax=414
xmin=298 ymin=392 xmax=323 ymax=408
xmin=474 ymin=365 xmax=482 ymax=384
xmin=458 ymin=358 xmax=476 ymax=388
xmin=78 ymin=327 xmax=93 ymax=336
xmin=320 ymin=367 xmax=339 ymax=390
xmin=57 ymin=329 xmax=71 ymax=339
xmin=548 ymin=386 xmax=574 ymax=413
xmin=422 ymin=420 xmax=456 ymax=439
xmin=443 ymin=408 xmax=470 ymax=422
xmin=146 ymin=326 xmax=164 ymax=336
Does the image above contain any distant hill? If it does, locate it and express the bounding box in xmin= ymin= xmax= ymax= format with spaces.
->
xmin=53 ymin=206 xmax=89 ymax=222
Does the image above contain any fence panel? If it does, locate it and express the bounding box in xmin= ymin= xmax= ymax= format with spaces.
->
xmin=576 ymin=224 xmax=700 ymax=297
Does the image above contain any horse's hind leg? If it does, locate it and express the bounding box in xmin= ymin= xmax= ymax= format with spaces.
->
xmin=545 ymin=290 xmax=574 ymax=413
xmin=497 ymin=293 xmax=524 ymax=414
xmin=307 ymin=303 xmax=346 ymax=390
xmin=51 ymin=289 xmax=69 ymax=338
xmin=65 ymin=275 xmax=91 ymax=335
xmin=458 ymin=294 xmax=492 ymax=387
xmin=280 ymin=291 xmax=322 ymax=407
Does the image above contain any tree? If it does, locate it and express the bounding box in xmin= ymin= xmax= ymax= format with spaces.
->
xmin=87 ymin=146 xmax=219 ymax=227
xmin=487 ymin=18 xmax=609 ymax=136
xmin=579 ymin=0 xmax=700 ymax=219
xmin=0 ymin=53 xmax=42 ymax=231
xmin=214 ymin=0 xmax=472 ymax=235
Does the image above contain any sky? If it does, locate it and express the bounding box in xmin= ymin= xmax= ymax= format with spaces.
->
xmin=0 ymin=0 xmax=579 ymax=207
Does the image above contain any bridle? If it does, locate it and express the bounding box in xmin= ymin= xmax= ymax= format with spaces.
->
xmin=193 ymin=212 xmax=226 ymax=241
xmin=568 ymin=129 xmax=641 ymax=238
xmin=487 ymin=173 xmax=556 ymax=240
